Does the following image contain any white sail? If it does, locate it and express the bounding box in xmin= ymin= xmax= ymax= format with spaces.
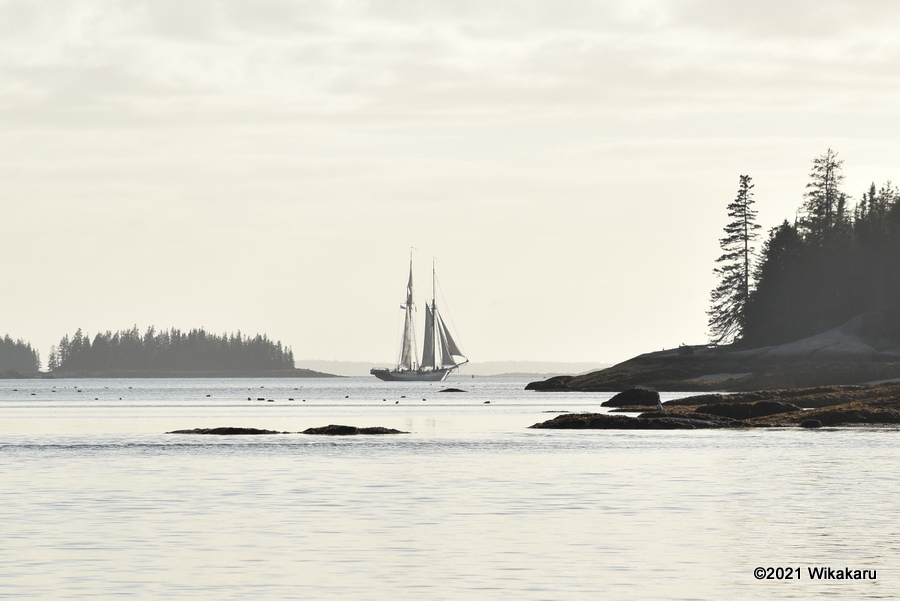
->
xmin=435 ymin=306 xmax=467 ymax=367
xmin=421 ymin=304 xmax=436 ymax=369
xmin=398 ymin=262 xmax=417 ymax=370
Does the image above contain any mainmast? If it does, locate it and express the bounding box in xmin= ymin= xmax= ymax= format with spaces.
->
xmin=420 ymin=258 xmax=467 ymax=371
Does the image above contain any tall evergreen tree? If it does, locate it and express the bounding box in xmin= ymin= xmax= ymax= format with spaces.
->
xmin=801 ymin=148 xmax=847 ymax=238
xmin=708 ymin=175 xmax=761 ymax=344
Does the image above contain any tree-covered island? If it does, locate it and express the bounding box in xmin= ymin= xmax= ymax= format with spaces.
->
xmin=530 ymin=149 xmax=900 ymax=393
xmin=0 ymin=326 xmax=336 ymax=378
xmin=0 ymin=336 xmax=41 ymax=376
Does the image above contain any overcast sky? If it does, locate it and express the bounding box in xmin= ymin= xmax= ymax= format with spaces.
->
xmin=3 ymin=0 xmax=900 ymax=367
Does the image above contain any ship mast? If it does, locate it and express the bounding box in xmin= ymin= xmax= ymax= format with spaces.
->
xmin=398 ymin=250 xmax=418 ymax=371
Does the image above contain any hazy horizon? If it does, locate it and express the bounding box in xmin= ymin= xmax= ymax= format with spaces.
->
xmin=297 ymin=359 xmax=611 ymax=377
xmin=4 ymin=1 xmax=900 ymax=367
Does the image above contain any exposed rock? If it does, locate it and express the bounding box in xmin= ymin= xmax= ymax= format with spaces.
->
xmin=694 ymin=403 xmax=754 ymax=420
xmin=601 ymin=388 xmax=660 ymax=407
xmin=168 ymin=427 xmax=285 ymax=435
xmin=524 ymin=375 xmax=574 ymax=391
xmin=302 ymin=424 xmax=408 ymax=435
xmin=530 ymin=382 xmax=900 ymax=429
xmin=529 ymin=413 xmax=720 ymax=430
xmin=750 ymin=400 xmax=801 ymax=418
xmin=439 ymin=388 xmax=466 ymax=393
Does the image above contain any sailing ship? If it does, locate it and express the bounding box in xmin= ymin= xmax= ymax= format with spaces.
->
xmin=370 ymin=258 xmax=468 ymax=382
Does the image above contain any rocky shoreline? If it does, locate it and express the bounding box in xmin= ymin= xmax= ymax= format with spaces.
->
xmin=526 ymin=316 xmax=900 ymax=392
xmin=530 ymin=382 xmax=900 ymax=429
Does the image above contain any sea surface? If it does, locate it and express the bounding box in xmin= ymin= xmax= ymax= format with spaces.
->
xmin=1 ymin=376 xmax=896 ymax=600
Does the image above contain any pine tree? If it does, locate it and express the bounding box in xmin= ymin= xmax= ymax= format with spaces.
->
xmin=801 ymin=148 xmax=847 ymax=239
xmin=708 ymin=175 xmax=761 ymax=344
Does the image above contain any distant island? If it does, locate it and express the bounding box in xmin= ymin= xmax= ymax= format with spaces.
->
xmin=530 ymin=149 xmax=900 ymax=393
xmin=0 ymin=326 xmax=338 ymax=378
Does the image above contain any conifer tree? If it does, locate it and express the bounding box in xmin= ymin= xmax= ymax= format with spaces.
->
xmin=801 ymin=148 xmax=847 ymax=238
xmin=708 ymin=175 xmax=761 ymax=344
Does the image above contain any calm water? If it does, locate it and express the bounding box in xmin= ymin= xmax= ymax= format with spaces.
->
xmin=1 ymin=377 xmax=896 ymax=600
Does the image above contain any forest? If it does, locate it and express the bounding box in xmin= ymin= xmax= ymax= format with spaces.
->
xmin=0 ymin=336 xmax=41 ymax=374
xmin=45 ymin=326 xmax=295 ymax=374
xmin=709 ymin=149 xmax=900 ymax=347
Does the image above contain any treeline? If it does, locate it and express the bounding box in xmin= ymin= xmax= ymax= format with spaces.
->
xmin=48 ymin=326 xmax=295 ymax=373
xmin=710 ymin=149 xmax=900 ymax=347
xmin=0 ymin=335 xmax=41 ymax=373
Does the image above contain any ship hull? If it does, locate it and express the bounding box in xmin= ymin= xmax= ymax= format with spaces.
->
xmin=370 ymin=367 xmax=454 ymax=382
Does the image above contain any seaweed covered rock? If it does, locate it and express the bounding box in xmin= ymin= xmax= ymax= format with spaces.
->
xmin=529 ymin=413 xmax=720 ymax=430
xmin=749 ymin=400 xmax=801 ymax=418
xmin=302 ymin=424 xmax=408 ymax=435
xmin=168 ymin=427 xmax=285 ymax=435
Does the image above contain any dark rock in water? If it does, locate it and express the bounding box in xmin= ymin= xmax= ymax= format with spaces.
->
xmin=525 ymin=375 xmax=574 ymax=391
xmin=302 ymin=424 xmax=408 ymax=435
xmin=800 ymin=419 xmax=823 ymax=428
xmin=529 ymin=413 xmax=720 ymax=430
xmin=439 ymin=388 xmax=466 ymax=393
xmin=168 ymin=427 xmax=285 ymax=435
xmin=695 ymin=402 xmax=754 ymax=420
xmin=601 ymin=388 xmax=660 ymax=407
xmin=750 ymin=400 xmax=801 ymax=418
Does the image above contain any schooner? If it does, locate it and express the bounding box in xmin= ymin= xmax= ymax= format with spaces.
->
xmin=370 ymin=257 xmax=468 ymax=382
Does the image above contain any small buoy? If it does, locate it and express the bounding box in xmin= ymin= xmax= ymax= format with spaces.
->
xmin=422 ymin=398 xmax=426 ymax=401
xmin=206 ymin=394 xmax=211 ymax=397
xmin=395 ymin=400 xmax=399 ymax=404
xmin=345 ymin=395 xmax=349 ymax=398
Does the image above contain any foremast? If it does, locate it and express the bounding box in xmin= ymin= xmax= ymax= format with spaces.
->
xmin=397 ymin=254 xmax=418 ymax=371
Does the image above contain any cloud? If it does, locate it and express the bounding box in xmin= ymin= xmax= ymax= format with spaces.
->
xmin=2 ymin=0 xmax=899 ymax=131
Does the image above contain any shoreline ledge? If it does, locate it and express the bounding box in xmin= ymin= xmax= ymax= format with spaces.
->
xmin=526 ymin=316 xmax=900 ymax=392
xmin=529 ymin=382 xmax=900 ymax=429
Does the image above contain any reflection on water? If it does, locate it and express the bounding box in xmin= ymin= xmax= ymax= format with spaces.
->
xmin=1 ymin=378 xmax=897 ymax=600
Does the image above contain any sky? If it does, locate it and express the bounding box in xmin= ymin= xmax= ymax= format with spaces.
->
xmin=2 ymin=0 xmax=900 ymax=368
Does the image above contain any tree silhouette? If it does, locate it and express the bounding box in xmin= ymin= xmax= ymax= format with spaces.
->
xmin=708 ymin=175 xmax=760 ymax=344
